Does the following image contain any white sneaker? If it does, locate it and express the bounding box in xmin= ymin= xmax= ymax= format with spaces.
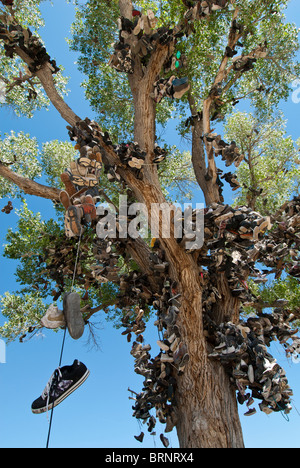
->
xmin=41 ymin=304 xmax=66 ymax=329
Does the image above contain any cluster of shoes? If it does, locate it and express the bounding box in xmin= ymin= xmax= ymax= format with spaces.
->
xmin=183 ymin=0 xmax=228 ymax=17
xmin=267 ymin=307 xmax=300 ymax=355
xmin=248 ymin=196 xmax=300 ymax=279
xmin=130 ymin=334 xmax=178 ymax=442
xmin=220 ymin=171 xmax=240 ymax=191
xmin=104 ymin=140 xmax=167 ymax=177
xmin=163 ymin=50 xmax=187 ymax=74
xmin=179 ymin=0 xmax=228 ymax=36
xmin=153 ymin=143 xmax=168 ymax=164
xmin=232 ymin=56 xmax=257 ymax=74
xmin=0 ymin=15 xmax=59 ymax=74
xmin=284 ymin=310 xmax=300 ymax=360
xmin=206 ymin=313 xmax=294 ymax=417
xmin=127 ymin=324 xmax=181 ymax=441
xmin=203 ymin=132 xmax=244 ymax=167
xmin=1 ymin=200 xmax=13 ymax=214
xmin=190 ymin=203 xmax=272 ymax=301
xmin=200 ymin=199 xmax=300 ymax=418
xmin=114 ymin=141 xmax=146 ymax=172
xmin=63 ymin=153 xmax=102 ymax=190
xmin=91 ymin=238 xmax=120 ymax=284
xmin=60 ymin=118 xmax=108 ymax=237
xmin=117 ymin=271 xmax=153 ymax=310
xmin=42 ymin=232 xmax=97 ymax=302
xmin=273 ymin=196 xmax=300 ymax=248
xmin=111 ymin=239 xmax=189 ymax=444
xmin=232 ymin=45 xmax=268 ymax=74
xmin=121 ymin=306 xmax=146 ymax=343
xmin=184 ymin=111 xmax=203 ymax=129
xmin=66 ymin=117 xmax=168 ymax=188
xmin=62 ymin=193 xmax=98 ymax=238
xmin=135 ymin=300 xmax=187 ymax=419
xmin=108 ymin=9 xmax=175 ymax=74
xmin=67 ymin=117 xmax=111 ymax=153
xmin=251 ymin=238 xmax=298 ymax=280
xmin=113 ymin=237 xmax=171 ymax=310
xmin=109 ymin=0 xmax=229 ymax=76
xmin=150 ymin=76 xmax=190 ymax=103
xmin=92 ymin=223 xmax=173 ymax=308
xmin=204 ymin=202 xmax=272 ymax=243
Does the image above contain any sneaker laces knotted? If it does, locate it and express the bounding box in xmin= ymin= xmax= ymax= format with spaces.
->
xmin=42 ymin=367 xmax=62 ymax=419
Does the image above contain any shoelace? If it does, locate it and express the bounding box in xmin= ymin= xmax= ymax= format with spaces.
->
xmin=42 ymin=367 xmax=62 ymax=417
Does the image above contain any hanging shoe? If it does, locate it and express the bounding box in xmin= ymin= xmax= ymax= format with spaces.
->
xmin=65 ymin=205 xmax=83 ymax=237
xmin=40 ymin=304 xmax=66 ymax=329
xmin=147 ymin=10 xmax=157 ymax=28
xmin=63 ymin=292 xmax=85 ymax=340
xmin=160 ymin=433 xmax=169 ymax=448
xmin=244 ymin=407 xmax=256 ymax=416
xmin=31 ymin=360 xmax=90 ymax=414
xmin=60 ymin=172 xmax=77 ymax=196
xmin=134 ymin=432 xmax=144 ymax=443
xmin=172 ymin=77 xmax=190 ymax=99
xmin=81 ymin=195 xmax=97 ymax=222
xmin=1 ymin=201 xmax=13 ymax=214
xmin=59 ymin=190 xmax=71 ymax=210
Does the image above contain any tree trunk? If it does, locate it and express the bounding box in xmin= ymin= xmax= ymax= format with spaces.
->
xmin=162 ymin=250 xmax=245 ymax=448
xmin=176 ymin=351 xmax=245 ymax=448
xmin=175 ymin=280 xmax=245 ymax=448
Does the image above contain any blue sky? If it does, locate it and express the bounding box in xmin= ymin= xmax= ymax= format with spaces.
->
xmin=0 ymin=0 xmax=300 ymax=449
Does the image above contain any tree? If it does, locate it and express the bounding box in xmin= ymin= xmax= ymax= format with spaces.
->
xmin=0 ymin=0 xmax=300 ymax=448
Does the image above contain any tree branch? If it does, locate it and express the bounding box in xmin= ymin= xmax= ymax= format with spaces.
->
xmin=14 ymin=44 xmax=81 ymax=126
xmin=1 ymin=20 xmax=82 ymax=127
xmin=0 ymin=161 xmax=60 ymax=200
xmin=36 ymin=66 xmax=81 ymax=127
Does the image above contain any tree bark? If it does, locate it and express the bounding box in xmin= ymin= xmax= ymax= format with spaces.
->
xmin=176 ymin=351 xmax=245 ymax=448
xmin=163 ymin=248 xmax=245 ymax=448
xmin=174 ymin=273 xmax=244 ymax=448
xmin=0 ymin=162 xmax=60 ymax=200
xmin=13 ymin=45 xmax=81 ymax=127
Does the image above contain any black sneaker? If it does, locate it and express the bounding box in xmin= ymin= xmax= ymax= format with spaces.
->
xmin=31 ymin=360 xmax=90 ymax=414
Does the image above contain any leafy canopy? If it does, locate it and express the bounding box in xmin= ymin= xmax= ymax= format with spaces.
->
xmin=0 ymin=0 xmax=299 ymax=341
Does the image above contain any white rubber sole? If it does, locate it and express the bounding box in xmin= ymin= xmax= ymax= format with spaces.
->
xmin=32 ymin=369 xmax=90 ymax=414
